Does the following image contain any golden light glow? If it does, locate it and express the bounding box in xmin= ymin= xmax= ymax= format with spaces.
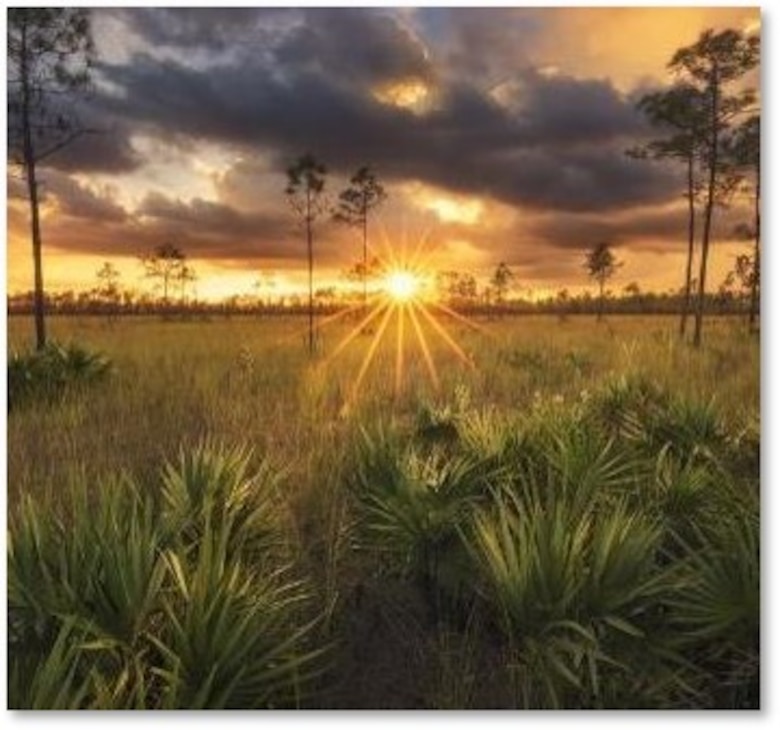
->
xmin=311 ymin=227 xmax=481 ymax=415
xmin=402 ymin=182 xmax=486 ymax=226
xmin=373 ymin=79 xmax=429 ymax=111
xmin=425 ymin=197 xmax=483 ymax=225
xmin=384 ymin=270 xmax=421 ymax=301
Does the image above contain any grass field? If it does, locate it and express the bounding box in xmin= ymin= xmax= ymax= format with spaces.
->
xmin=7 ymin=313 xmax=760 ymax=709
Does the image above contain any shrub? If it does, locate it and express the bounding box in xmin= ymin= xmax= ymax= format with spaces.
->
xmin=464 ymin=492 xmax=684 ymax=708
xmin=347 ymin=428 xmax=505 ymax=599
xmin=7 ymin=442 xmax=327 ymax=709
xmin=8 ymin=341 xmax=112 ymax=411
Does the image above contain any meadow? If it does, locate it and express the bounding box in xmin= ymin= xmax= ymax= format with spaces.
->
xmin=6 ymin=312 xmax=760 ymax=709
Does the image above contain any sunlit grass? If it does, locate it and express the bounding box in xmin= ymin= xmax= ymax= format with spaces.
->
xmin=7 ymin=313 xmax=760 ymax=708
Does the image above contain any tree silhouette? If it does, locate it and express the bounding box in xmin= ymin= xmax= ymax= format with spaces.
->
xmin=95 ymin=261 xmax=121 ymax=319
xmin=623 ymin=282 xmax=641 ymax=298
xmin=141 ymin=243 xmax=186 ymax=306
xmin=286 ymin=153 xmax=328 ymax=354
xmin=669 ymin=28 xmax=759 ymax=346
xmin=253 ymin=270 xmax=278 ymax=308
xmin=334 ymin=166 xmax=387 ymax=308
xmin=584 ymin=242 xmax=621 ymax=321
xmin=437 ymin=271 xmax=478 ymax=307
xmin=7 ymin=8 xmax=94 ymax=349
xmin=491 ymin=262 xmax=515 ymax=308
xmin=178 ymin=264 xmax=197 ymax=305
xmin=728 ymin=114 xmax=760 ymax=330
xmin=343 ymin=255 xmax=384 ymax=300
xmin=632 ymin=83 xmax=706 ymax=338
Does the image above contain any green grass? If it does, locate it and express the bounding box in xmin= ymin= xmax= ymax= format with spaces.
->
xmin=7 ymin=313 xmax=760 ymax=708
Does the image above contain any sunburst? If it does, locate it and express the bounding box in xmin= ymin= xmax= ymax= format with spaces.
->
xmin=307 ymin=224 xmax=490 ymax=414
xmin=384 ymin=270 xmax=421 ymax=301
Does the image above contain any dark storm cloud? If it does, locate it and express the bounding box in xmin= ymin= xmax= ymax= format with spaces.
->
xmin=137 ymin=191 xmax=290 ymax=245
xmin=7 ymin=61 xmax=142 ymax=175
xmin=11 ymin=189 xmax=350 ymax=265
xmin=528 ymin=201 xmax=750 ymax=253
xmin=34 ymin=3 xmax=700 ymax=274
xmin=95 ymin=12 xmax=676 ymax=215
xmin=42 ymin=171 xmax=128 ymax=223
xmin=414 ymin=7 xmax=542 ymax=82
xmin=135 ymin=191 xmax=361 ymax=264
xmin=507 ymin=70 xmax=646 ymax=144
xmin=276 ymin=8 xmax=434 ymax=88
xmin=10 ymin=168 xmax=127 ymax=221
xmin=109 ymin=7 xmax=280 ymax=52
xmin=45 ymin=113 xmax=142 ymax=175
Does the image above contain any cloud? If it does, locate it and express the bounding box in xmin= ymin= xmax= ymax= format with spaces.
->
xmin=46 ymin=117 xmax=142 ymax=175
xmin=528 ymin=201 xmax=751 ymax=253
xmin=276 ymin=8 xmax=434 ymax=89
xmin=8 ymin=180 xmax=357 ymax=267
xmin=93 ymin=10 xmax=677 ymax=215
xmin=9 ymin=6 xmax=758 ymax=294
xmin=108 ymin=7 xmax=283 ymax=53
xmin=42 ymin=171 xmax=128 ymax=223
xmin=136 ymin=191 xmax=294 ymax=259
xmin=7 ymin=73 xmax=143 ymax=175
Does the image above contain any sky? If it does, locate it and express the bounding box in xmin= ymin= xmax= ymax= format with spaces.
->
xmin=6 ymin=4 xmax=761 ymax=301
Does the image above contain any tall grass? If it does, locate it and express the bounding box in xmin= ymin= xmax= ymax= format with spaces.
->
xmin=7 ymin=314 xmax=759 ymax=708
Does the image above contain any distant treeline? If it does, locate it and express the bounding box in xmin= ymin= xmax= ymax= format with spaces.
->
xmin=6 ymin=290 xmax=755 ymax=318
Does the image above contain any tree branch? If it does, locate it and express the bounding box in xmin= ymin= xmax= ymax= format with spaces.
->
xmin=33 ymin=127 xmax=99 ymax=163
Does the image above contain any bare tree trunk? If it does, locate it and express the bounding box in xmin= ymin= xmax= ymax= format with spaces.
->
xmin=598 ymin=279 xmax=604 ymax=321
xmin=20 ymin=21 xmax=46 ymax=350
xmin=749 ymin=154 xmax=759 ymax=330
xmin=680 ymin=152 xmax=696 ymax=338
xmin=362 ymin=201 xmax=368 ymax=308
xmin=307 ymin=189 xmax=314 ymax=355
xmin=24 ymin=153 xmax=46 ymax=351
xmin=693 ymin=69 xmax=719 ymax=348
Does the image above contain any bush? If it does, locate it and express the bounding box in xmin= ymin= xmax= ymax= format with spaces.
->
xmin=7 ymin=442 xmax=327 ymax=709
xmin=8 ymin=341 xmax=112 ymax=411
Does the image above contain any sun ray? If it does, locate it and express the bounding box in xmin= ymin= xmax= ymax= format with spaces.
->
xmin=316 ymin=299 xmax=376 ymax=330
xmin=406 ymin=227 xmax=440 ymax=273
xmin=428 ymin=300 xmax=497 ymax=338
xmin=374 ymin=217 xmax=437 ymax=279
xmin=340 ymin=302 xmax=396 ymax=415
xmin=268 ymin=295 xmax=386 ymax=351
xmin=325 ymin=299 xmax=391 ymax=365
xmin=413 ymin=300 xmax=475 ymax=369
xmin=394 ymin=304 xmax=405 ymax=398
xmin=374 ymin=218 xmax=401 ymax=273
xmin=407 ymin=300 xmax=440 ymax=391
xmin=314 ymin=224 xmax=491 ymax=409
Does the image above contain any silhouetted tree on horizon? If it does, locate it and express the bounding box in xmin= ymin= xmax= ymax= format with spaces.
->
xmin=585 ymin=242 xmax=621 ymax=321
xmin=334 ymin=166 xmax=387 ymax=308
xmin=8 ymin=8 xmax=94 ymax=349
xmin=286 ymin=153 xmax=328 ymax=354
xmin=728 ymin=114 xmax=760 ymax=330
xmin=491 ymin=262 xmax=515 ymax=309
xmin=95 ymin=261 xmax=121 ymax=320
xmin=669 ymin=28 xmax=759 ymax=346
xmin=632 ymin=82 xmax=707 ymax=339
xmin=141 ymin=243 xmax=186 ymax=306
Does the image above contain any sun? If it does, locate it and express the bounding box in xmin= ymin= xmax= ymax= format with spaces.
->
xmin=384 ymin=270 xmax=420 ymax=301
